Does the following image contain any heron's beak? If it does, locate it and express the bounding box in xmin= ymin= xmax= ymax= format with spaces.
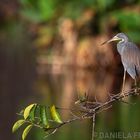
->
xmin=101 ymin=36 xmax=121 ymax=45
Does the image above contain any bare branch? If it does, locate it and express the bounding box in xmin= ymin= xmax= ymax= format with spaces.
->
xmin=91 ymin=113 xmax=95 ymax=140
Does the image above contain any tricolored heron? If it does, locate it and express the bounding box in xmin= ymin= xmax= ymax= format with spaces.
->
xmin=101 ymin=33 xmax=140 ymax=95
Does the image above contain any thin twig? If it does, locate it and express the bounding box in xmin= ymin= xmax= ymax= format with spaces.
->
xmin=88 ymin=88 xmax=140 ymax=114
xmin=69 ymin=110 xmax=80 ymax=119
xmin=96 ymin=105 xmax=112 ymax=114
xmin=44 ymin=128 xmax=58 ymax=138
xmin=91 ymin=113 xmax=95 ymax=140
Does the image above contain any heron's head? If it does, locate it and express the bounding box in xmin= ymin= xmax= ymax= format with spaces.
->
xmin=101 ymin=33 xmax=129 ymax=45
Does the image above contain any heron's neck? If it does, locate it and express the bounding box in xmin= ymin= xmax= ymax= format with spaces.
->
xmin=117 ymin=40 xmax=126 ymax=55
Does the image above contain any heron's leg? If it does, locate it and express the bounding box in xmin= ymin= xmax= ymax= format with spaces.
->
xmin=121 ymin=70 xmax=126 ymax=96
xmin=134 ymin=78 xmax=139 ymax=94
xmin=134 ymin=78 xmax=137 ymax=87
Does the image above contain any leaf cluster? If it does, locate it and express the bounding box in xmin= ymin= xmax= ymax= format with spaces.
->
xmin=12 ymin=104 xmax=63 ymax=140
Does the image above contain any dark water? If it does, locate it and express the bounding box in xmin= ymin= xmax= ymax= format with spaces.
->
xmin=1 ymin=60 xmax=140 ymax=140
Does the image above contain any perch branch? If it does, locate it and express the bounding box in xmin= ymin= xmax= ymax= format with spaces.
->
xmin=44 ymin=88 xmax=140 ymax=138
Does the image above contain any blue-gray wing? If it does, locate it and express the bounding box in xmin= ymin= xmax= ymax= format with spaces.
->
xmin=121 ymin=42 xmax=140 ymax=79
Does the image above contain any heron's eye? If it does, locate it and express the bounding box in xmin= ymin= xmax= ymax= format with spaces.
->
xmin=120 ymin=38 xmax=125 ymax=42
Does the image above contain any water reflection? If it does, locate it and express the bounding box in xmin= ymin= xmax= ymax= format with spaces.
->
xmin=37 ymin=66 xmax=124 ymax=105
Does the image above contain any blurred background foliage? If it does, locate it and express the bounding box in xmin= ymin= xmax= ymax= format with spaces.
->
xmin=1 ymin=0 xmax=140 ymax=140
xmin=16 ymin=0 xmax=140 ymax=67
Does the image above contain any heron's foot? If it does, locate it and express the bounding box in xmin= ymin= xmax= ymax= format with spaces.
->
xmin=134 ymin=87 xmax=139 ymax=95
xmin=120 ymin=90 xmax=125 ymax=98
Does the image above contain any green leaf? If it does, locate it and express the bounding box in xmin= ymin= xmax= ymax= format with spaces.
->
xmin=22 ymin=125 xmax=33 ymax=140
xmin=40 ymin=106 xmax=49 ymax=128
xmin=12 ymin=120 xmax=25 ymax=133
xmin=29 ymin=104 xmax=37 ymax=121
xmin=50 ymin=105 xmax=62 ymax=123
xmin=24 ymin=103 xmax=36 ymax=119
